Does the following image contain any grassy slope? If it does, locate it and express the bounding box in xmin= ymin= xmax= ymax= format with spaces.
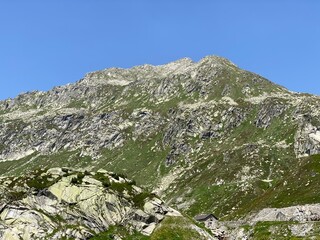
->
xmin=0 ymin=95 xmax=316 ymax=222
xmin=90 ymin=216 xmax=210 ymax=240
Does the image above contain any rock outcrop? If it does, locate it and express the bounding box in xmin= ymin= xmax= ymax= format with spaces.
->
xmin=0 ymin=168 xmax=177 ymax=240
xmin=251 ymin=204 xmax=320 ymax=222
xmin=295 ymin=123 xmax=320 ymax=157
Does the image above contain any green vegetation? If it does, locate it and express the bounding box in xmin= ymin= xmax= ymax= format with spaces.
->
xmin=67 ymin=99 xmax=87 ymax=108
xmin=70 ymin=172 xmax=86 ymax=185
xmin=151 ymin=216 xmax=209 ymax=240
xmin=90 ymin=226 xmax=149 ymax=240
xmin=250 ymin=154 xmax=320 ymax=209
xmin=91 ymin=216 xmax=211 ymax=240
xmin=0 ymin=150 xmax=92 ymax=177
xmin=93 ymin=172 xmax=111 ymax=187
xmin=4 ymin=168 xmax=59 ymax=194
xmin=243 ymin=221 xmax=320 ymax=239
xmin=0 ymin=144 xmax=5 ymax=152
xmin=40 ymin=204 xmax=214 ymax=240
xmin=92 ymin=171 xmax=154 ymax=208
xmin=6 ymin=190 xmax=26 ymax=201
xmin=132 ymin=192 xmax=155 ymax=208
xmin=97 ymin=132 xmax=170 ymax=186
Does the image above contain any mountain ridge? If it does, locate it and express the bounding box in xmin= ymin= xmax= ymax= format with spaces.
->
xmin=0 ymin=55 xmax=285 ymax=103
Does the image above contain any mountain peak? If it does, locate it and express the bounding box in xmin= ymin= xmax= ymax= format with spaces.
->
xmin=199 ymin=55 xmax=237 ymax=66
xmin=0 ymin=56 xmax=287 ymax=113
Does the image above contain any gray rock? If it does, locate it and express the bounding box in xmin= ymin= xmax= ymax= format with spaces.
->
xmin=0 ymin=168 xmax=177 ymax=239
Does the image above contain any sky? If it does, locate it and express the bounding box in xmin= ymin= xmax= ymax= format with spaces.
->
xmin=0 ymin=1 xmax=320 ymax=100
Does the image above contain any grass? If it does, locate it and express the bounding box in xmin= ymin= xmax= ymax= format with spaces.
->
xmin=90 ymin=226 xmax=149 ymax=240
xmin=67 ymin=99 xmax=87 ymax=108
xmin=96 ymin=132 xmax=170 ymax=187
xmin=0 ymin=150 xmax=92 ymax=177
xmin=132 ymin=192 xmax=155 ymax=208
xmin=151 ymin=216 xmax=210 ymax=240
xmin=92 ymin=171 xmax=154 ymax=208
xmin=257 ymin=154 xmax=320 ymax=208
xmin=246 ymin=221 xmax=320 ymax=239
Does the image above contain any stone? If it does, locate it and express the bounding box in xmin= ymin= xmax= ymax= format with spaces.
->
xmin=141 ymin=222 xmax=156 ymax=236
xmin=0 ymin=168 xmax=172 ymax=239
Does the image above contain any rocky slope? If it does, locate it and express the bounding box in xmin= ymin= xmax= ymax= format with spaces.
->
xmin=1 ymin=56 xmax=320 ymax=238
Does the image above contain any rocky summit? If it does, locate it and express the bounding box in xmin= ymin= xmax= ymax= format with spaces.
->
xmin=0 ymin=56 xmax=320 ymax=239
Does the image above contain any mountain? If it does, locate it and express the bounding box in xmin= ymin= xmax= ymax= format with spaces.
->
xmin=0 ymin=56 xmax=320 ymax=239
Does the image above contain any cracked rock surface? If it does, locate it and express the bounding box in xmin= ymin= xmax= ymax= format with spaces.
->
xmin=0 ymin=168 xmax=176 ymax=240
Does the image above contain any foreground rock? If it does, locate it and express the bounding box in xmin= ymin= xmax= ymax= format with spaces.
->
xmin=0 ymin=168 xmax=178 ymax=239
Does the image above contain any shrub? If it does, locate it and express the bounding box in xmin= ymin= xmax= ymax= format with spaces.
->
xmin=70 ymin=172 xmax=85 ymax=185
xmin=132 ymin=192 xmax=155 ymax=208
xmin=7 ymin=191 xmax=26 ymax=201
xmin=93 ymin=173 xmax=111 ymax=188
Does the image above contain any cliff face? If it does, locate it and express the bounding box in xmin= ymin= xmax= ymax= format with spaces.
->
xmin=1 ymin=56 xmax=320 ymax=239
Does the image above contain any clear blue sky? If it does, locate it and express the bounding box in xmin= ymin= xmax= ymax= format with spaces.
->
xmin=1 ymin=1 xmax=320 ymax=100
